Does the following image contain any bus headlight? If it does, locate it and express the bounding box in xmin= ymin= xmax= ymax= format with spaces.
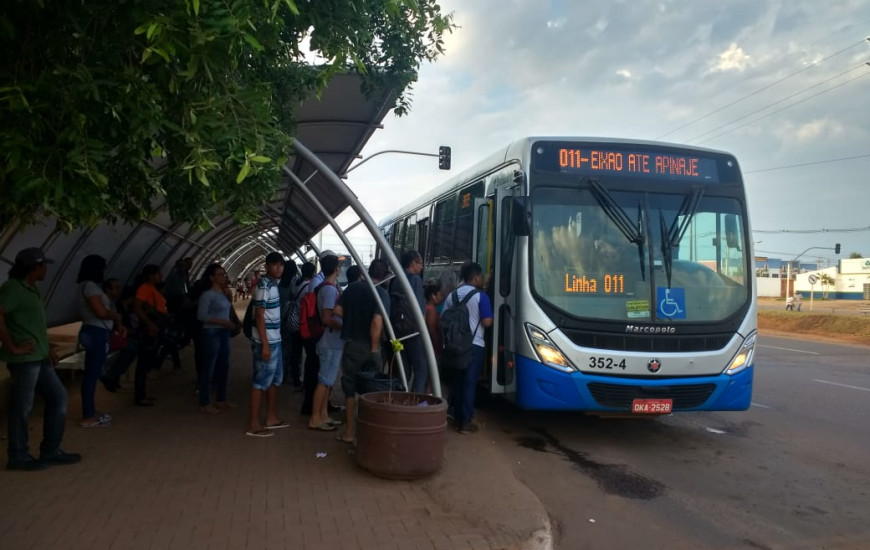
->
xmin=525 ymin=324 xmax=576 ymax=372
xmin=724 ymin=331 xmax=756 ymax=375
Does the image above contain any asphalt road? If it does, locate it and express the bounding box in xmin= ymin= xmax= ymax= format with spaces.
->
xmin=481 ymin=335 xmax=870 ymax=550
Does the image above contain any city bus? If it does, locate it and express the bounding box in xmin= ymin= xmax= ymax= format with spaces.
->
xmin=378 ymin=137 xmax=755 ymax=413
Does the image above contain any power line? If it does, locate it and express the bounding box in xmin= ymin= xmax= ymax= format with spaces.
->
xmin=697 ymin=67 xmax=870 ymax=144
xmin=753 ymin=226 xmax=870 ymax=234
xmin=656 ymin=37 xmax=869 ymax=140
xmin=744 ymin=153 xmax=870 ymax=174
xmin=686 ymin=63 xmax=870 ymax=143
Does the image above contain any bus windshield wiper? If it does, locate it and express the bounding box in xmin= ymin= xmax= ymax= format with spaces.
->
xmin=588 ymin=178 xmax=646 ymax=280
xmin=659 ymin=186 xmax=704 ymax=288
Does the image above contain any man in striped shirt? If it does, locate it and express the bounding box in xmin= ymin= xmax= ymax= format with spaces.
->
xmin=246 ymin=252 xmax=289 ymax=437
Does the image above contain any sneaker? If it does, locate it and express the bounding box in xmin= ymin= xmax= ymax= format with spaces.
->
xmin=39 ymin=450 xmax=82 ymax=466
xmin=458 ymin=423 xmax=479 ymax=434
xmin=6 ymin=456 xmax=47 ymax=471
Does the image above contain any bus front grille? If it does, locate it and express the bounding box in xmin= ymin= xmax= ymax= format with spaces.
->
xmin=587 ymin=382 xmax=717 ymax=409
xmin=567 ymin=331 xmax=733 ymax=352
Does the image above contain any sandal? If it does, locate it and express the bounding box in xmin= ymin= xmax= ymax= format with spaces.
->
xmin=326 ymin=418 xmax=343 ymax=426
xmin=245 ymin=429 xmax=274 ymax=438
xmin=265 ymin=420 xmax=290 ymax=430
xmin=335 ymin=435 xmax=354 ymax=444
xmin=199 ymin=405 xmax=221 ymax=415
xmin=308 ymin=423 xmax=336 ymax=431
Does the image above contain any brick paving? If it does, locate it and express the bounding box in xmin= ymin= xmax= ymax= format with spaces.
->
xmin=0 ymin=333 xmax=548 ymax=550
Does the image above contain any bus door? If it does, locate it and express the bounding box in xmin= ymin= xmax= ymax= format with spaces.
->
xmin=488 ymin=186 xmax=521 ymax=395
xmin=471 ymin=198 xmax=495 ymax=389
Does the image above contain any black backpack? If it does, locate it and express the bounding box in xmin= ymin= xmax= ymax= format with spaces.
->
xmin=389 ymin=282 xmax=417 ymax=337
xmin=242 ymin=300 xmax=255 ymax=339
xmin=439 ymin=288 xmax=480 ymax=370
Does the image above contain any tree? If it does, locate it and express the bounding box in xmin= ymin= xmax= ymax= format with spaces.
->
xmin=0 ymin=0 xmax=453 ymax=229
xmin=820 ymin=273 xmax=835 ymax=300
xmin=849 ymin=252 xmax=863 ymax=259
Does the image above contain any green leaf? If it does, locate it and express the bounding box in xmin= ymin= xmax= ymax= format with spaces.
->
xmin=133 ymin=23 xmax=149 ymax=35
xmin=283 ymin=0 xmax=300 ymax=15
xmin=193 ymin=0 xmax=200 ymax=16
xmin=250 ymin=155 xmax=271 ymax=163
xmin=236 ymin=161 xmax=251 ymax=183
xmin=242 ymin=33 xmax=264 ymax=52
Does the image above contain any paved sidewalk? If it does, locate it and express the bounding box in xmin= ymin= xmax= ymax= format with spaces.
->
xmin=0 ymin=334 xmax=551 ymax=550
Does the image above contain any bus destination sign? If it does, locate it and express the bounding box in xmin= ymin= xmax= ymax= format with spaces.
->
xmin=535 ymin=144 xmax=720 ymax=182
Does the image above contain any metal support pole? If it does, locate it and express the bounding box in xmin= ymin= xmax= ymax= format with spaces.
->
xmin=288 ymin=140 xmax=441 ymax=397
xmin=281 ymin=164 xmax=411 ymax=392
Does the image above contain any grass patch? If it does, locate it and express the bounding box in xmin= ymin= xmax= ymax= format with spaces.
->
xmin=758 ymin=311 xmax=870 ymax=344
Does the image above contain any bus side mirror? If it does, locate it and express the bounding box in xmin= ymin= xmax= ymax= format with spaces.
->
xmin=724 ymin=214 xmax=740 ymax=250
xmin=511 ymin=197 xmax=530 ymax=236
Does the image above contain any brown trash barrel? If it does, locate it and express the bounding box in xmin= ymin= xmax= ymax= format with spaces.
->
xmin=355 ymin=391 xmax=448 ymax=480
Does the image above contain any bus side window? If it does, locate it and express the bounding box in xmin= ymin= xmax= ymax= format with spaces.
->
xmin=454 ymin=182 xmax=484 ymax=264
xmin=430 ymin=195 xmax=456 ymax=264
xmin=403 ymin=214 xmax=418 ymax=253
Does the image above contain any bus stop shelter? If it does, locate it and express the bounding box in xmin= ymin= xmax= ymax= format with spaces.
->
xmin=0 ymin=72 xmax=439 ymax=396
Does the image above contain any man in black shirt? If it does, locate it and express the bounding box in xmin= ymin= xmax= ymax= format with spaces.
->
xmin=333 ymin=260 xmax=390 ymax=443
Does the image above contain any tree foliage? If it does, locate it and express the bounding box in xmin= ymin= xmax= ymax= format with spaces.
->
xmin=0 ymin=0 xmax=453 ymax=229
xmin=820 ymin=273 xmax=835 ymax=300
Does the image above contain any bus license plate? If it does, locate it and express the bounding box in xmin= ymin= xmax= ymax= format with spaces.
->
xmin=631 ymin=399 xmax=673 ymax=414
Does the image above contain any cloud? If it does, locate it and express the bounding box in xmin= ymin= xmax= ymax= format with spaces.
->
xmin=349 ymin=0 xmax=870 ymax=259
xmin=710 ymin=43 xmax=752 ymax=72
xmin=774 ymin=118 xmax=846 ymax=144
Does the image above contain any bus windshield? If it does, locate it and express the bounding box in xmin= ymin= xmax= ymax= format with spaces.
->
xmin=531 ymin=185 xmax=749 ymax=323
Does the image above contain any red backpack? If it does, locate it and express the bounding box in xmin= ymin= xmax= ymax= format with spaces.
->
xmin=298 ymin=282 xmax=335 ymax=340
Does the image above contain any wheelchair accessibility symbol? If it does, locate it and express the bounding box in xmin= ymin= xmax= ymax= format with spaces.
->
xmin=657 ymin=287 xmax=686 ymax=319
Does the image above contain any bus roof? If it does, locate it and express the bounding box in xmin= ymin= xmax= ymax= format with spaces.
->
xmin=378 ymin=136 xmax=735 ymax=226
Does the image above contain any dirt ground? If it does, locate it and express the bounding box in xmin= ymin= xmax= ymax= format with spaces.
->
xmin=757 ymin=298 xmax=870 ymax=346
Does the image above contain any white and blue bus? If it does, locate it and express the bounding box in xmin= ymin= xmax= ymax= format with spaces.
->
xmin=379 ymin=137 xmax=755 ymax=413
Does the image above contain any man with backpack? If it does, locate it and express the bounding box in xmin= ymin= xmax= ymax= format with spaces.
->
xmin=286 ymin=262 xmax=315 ymax=391
xmin=390 ymin=250 xmax=429 ymax=393
xmin=299 ymin=252 xmax=337 ymax=416
xmin=440 ymin=262 xmax=492 ymax=434
xmin=308 ymin=254 xmax=342 ymax=431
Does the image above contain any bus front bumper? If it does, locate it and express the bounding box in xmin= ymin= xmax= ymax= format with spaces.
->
xmin=514 ymin=355 xmax=753 ymax=412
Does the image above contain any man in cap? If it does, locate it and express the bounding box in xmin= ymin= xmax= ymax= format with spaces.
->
xmin=0 ymin=248 xmax=81 ymax=470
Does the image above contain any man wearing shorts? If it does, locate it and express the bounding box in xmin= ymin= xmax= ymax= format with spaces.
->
xmin=246 ymin=252 xmax=289 ymax=437
xmin=308 ymin=255 xmax=342 ymax=431
xmin=334 ymin=259 xmax=390 ymax=443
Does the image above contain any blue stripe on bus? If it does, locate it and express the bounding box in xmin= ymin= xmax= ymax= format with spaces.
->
xmin=514 ymin=354 xmax=753 ymax=411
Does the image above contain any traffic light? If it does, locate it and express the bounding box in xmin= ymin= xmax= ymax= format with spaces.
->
xmin=438 ymin=146 xmax=451 ymax=170
xmin=834 ymin=243 xmax=841 ymax=254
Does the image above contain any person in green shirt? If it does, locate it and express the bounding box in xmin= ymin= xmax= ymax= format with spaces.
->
xmin=0 ymin=247 xmax=81 ymax=471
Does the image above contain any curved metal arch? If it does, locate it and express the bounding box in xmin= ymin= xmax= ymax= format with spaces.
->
xmin=282 ymin=140 xmax=442 ymax=397
xmin=223 ymin=239 xmax=262 ymax=272
xmin=42 ymin=227 xmax=95 ymax=304
xmin=193 ymin=222 xmax=269 ymax=275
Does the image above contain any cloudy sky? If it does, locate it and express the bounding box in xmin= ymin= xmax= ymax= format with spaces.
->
xmin=322 ymin=0 xmax=870 ymax=267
